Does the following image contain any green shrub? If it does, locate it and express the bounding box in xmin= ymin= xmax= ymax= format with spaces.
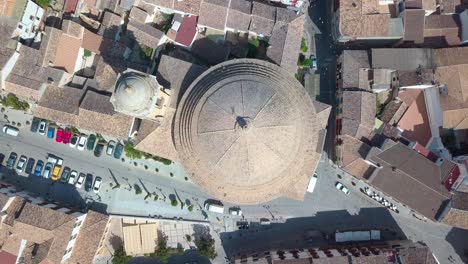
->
xmin=83 ymin=49 xmax=92 ymax=57
xmin=35 ymin=0 xmax=51 ymax=8
xmin=1 ymin=94 xmax=29 ymax=111
xmin=124 ymin=143 xmax=143 ymax=159
xmin=134 ymin=184 xmax=142 ymax=195
xmin=195 ymin=237 xmax=217 ymax=260
xmin=300 ymin=38 xmax=308 ymax=53
xmin=171 ymin=199 xmax=178 ymax=206
xmin=187 ymin=205 xmax=194 ymax=212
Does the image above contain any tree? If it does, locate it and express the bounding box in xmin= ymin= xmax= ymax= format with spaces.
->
xmin=1 ymin=94 xmax=29 ymax=111
xmin=112 ymin=246 xmax=132 ymax=264
xmin=171 ymin=199 xmax=178 ymax=207
xmin=187 ymin=205 xmax=194 ymax=212
xmin=195 ymin=237 xmax=217 ymax=260
xmin=124 ymin=143 xmax=143 ymax=159
xmin=150 ymin=233 xmax=184 ymax=263
xmin=300 ymin=38 xmax=308 ymax=53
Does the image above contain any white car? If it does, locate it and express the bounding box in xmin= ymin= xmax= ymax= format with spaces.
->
xmin=335 ymin=182 xmax=350 ymax=195
xmin=75 ymin=173 xmax=85 ymax=188
xmin=38 ymin=120 xmax=47 ymax=135
xmin=69 ymin=135 xmax=79 ymax=148
xmin=68 ymin=170 xmax=78 ymax=184
xmin=77 ymin=136 xmax=87 ymax=151
xmin=16 ymin=156 xmax=27 ymax=173
xmin=106 ymin=140 xmax=116 ymax=155
xmin=93 ymin=176 xmax=102 ymax=193
xmin=229 ymin=207 xmax=242 ymax=216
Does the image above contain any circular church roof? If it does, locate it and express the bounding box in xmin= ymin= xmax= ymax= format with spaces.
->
xmin=174 ymin=59 xmax=322 ymax=204
xmin=112 ymin=72 xmax=157 ymax=117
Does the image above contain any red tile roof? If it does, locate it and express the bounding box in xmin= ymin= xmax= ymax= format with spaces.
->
xmin=82 ymin=29 xmax=104 ymax=54
xmin=175 ymin=16 xmax=198 ymax=47
xmin=398 ymin=90 xmax=432 ymax=146
xmin=64 ymin=0 xmax=79 ymax=13
xmin=0 ymin=251 xmax=17 ymax=264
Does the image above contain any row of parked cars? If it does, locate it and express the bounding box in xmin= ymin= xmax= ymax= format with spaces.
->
xmin=363 ymin=187 xmax=399 ymax=213
xmin=1 ymin=152 xmax=102 ymax=193
xmin=30 ymin=118 xmax=124 ymax=159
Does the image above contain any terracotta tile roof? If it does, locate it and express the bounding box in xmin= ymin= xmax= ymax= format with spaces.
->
xmin=175 ymin=15 xmax=198 ymax=46
xmin=397 ymin=246 xmax=439 ymax=264
xmin=98 ymin=11 xmax=121 ymax=39
xmin=38 ymin=85 xmax=83 ymax=115
xmin=403 ymin=9 xmax=425 ymax=43
xmin=82 ymin=29 xmax=104 ymax=54
xmin=174 ymin=0 xmax=201 ymax=15
xmin=54 ymin=34 xmax=81 ymax=73
xmin=156 ymin=55 xmax=207 ymax=108
xmin=341 ymin=50 xmax=370 ymax=88
xmin=368 ymin=142 xmax=452 ymax=221
xmin=62 ymin=19 xmax=83 ymax=38
xmin=68 ymin=211 xmax=109 ymax=264
xmin=342 ymin=90 xmax=376 ymax=135
xmin=94 ymin=56 xmax=125 ymax=91
xmin=198 ymin=0 xmax=229 ymax=30
xmin=142 ymin=0 xmax=174 ymax=9
xmin=267 ymin=14 xmax=304 ymax=75
xmin=405 ymin=0 xmax=423 ymax=8
xmin=64 ymin=0 xmax=79 ymax=13
xmin=338 ymin=0 xmax=393 ymax=39
xmin=249 ymin=1 xmax=276 ymax=35
xmin=442 ymin=108 xmax=468 ymax=129
xmin=434 ymin=47 xmax=468 ymax=66
xmin=226 ymin=0 xmax=251 ymax=31
xmin=127 ymin=20 xmax=164 ymax=48
xmin=440 ymin=0 xmax=460 ymax=14
xmin=135 ymin=109 xmax=179 ymax=161
xmin=340 ymin=134 xmax=371 ymax=167
xmin=435 ymin=64 xmax=468 ymax=112
xmin=424 ymin=14 xmax=461 ymax=46
xmin=40 ymin=26 xmax=62 ymax=67
xmin=0 ymin=251 xmax=16 ymax=264
xmin=397 ymin=90 xmax=432 ymax=146
xmin=129 ymin=6 xmax=148 ymax=24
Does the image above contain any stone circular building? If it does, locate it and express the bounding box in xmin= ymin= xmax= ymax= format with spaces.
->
xmin=174 ymin=59 xmax=325 ymax=204
xmin=111 ymin=71 xmax=159 ymax=117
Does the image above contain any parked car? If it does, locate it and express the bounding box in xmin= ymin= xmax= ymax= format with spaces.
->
xmin=106 ymin=140 xmax=116 ymax=156
xmin=335 ymin=182 xmax=350 ymax=195
xmin=94 ymin=142 xmax=104 ymax=157
xmin=93 ymin=176 xmax=102 ymax=193
xmin=16 ymin=155 xmax=27 ymax=173
xmin=229 ymin=207 xmax=242 ymax=216
xmin=47 ymin=126 xmax=55 ymax=139
xmin=43 ymin=162 xmax=53 ymax=178
xmin=69 ymin=135 xmax=79 ymax=148
xmin=77 ymin=135 xmax=87 ymax=151
xmin=84 ymin=174 xmax=93 ymax=192
xmin=86 ymin=134 xmax=97 ymax=151
xmin=63 ymin=128 xmax=72 ymax=144
xmin=0 ymin=153 xmax=4 ymax=167
xmin=68 ymin=170 xmax=78 ymax=184
xmin=60 ymin=167 xmax=71 ymax=183
xmin=3 ymin=125 xmax=19 ymax=137
xmin=34 ymin=160 xmax=44 ymax=177
xmin=75 ymin=173 xmax=86 ymax=188
xmin=51 ymin=158 xmax=63 ymax=181
xmin=310 ymin=54 xmax=317 ymax=70
xmin=114 ymin=143 xmax=124 ymax=159
xmin=25 ymin=158 xmax=35 ymax=174
xmin=55 ymin=129 xmax=64 ymax=143
xmin=38 ymin=120 xmax=47 ymax=135
xmin=30 ymin=117 xmax=40 ymax=133
xmin=6 ymin=152 xmax=17 ymax=169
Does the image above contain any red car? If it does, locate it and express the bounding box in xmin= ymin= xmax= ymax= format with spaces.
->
xmin=63 ymin=128 xmax=72 ymax=144
xmin=56 ymin=129 xmax=64 ymax=143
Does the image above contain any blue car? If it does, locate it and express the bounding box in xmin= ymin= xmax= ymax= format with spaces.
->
xmin=34 ymin=160 xmax=44 ymax=177
xmin=47 ymin=126 xmax=55 ymax=139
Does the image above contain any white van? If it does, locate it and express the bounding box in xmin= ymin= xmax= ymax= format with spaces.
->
xmin=307 ymin=173 xmax=318 ymax=193
xmin=3 ymin=125 xmax=19 ymax=137
xmin=204 ymin=201 xmax=224 ymax=214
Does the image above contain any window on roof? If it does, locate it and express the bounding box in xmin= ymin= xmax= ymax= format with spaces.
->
xmin=30 ymin=15 xmax=34 ymax=20
xmin=36 ymin=17 xmax=40 ymax=20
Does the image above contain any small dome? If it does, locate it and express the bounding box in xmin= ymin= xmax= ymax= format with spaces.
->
xmin=112 ymin=71 xmax=158 ymax=117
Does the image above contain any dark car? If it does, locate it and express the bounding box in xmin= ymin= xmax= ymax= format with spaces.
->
xmin=34 ymin=160 xmax=44 ymax=177
xmin=25 ymin=158 xmax=35 ymax=174
xmin=84 ymin=174 xmax=93 ymax=192
xmin=114 ymin=143 xmax=124 ymax=159
xmin=86 ymin=134 xmax=97 ymax=150
xmin=0 ymin=153 xmax=5 ymax=167
xmin=6 ymin=152 xmax=17 ymax=169
xmin=94 ymin=142 xmax=104 ymax=157
xmin=60 ymin=167 xmax=71 ymax=183
xmin=30 ymin=117 xmax=40 ymax=133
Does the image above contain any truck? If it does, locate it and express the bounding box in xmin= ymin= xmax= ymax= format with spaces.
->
xmin=204 ymin=200 xmax=224 ymax=214
xmin=48 ymin=155 xmax=63 ymax=181
xmin=307 ymin=173 xmax=318 ymax=193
